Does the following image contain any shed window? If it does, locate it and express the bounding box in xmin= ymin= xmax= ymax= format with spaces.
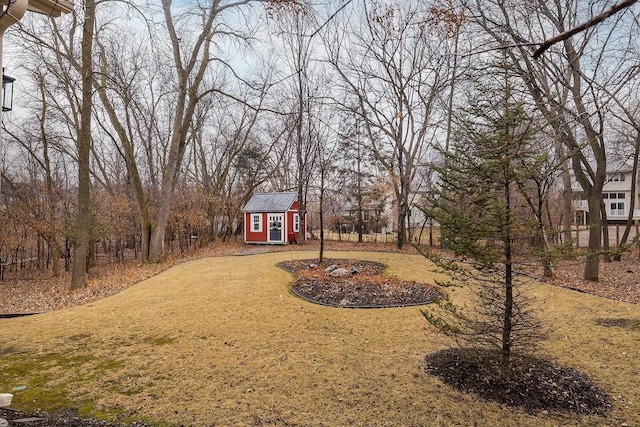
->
xmin=251 ymin=214 xmax=262 ymax=232
xmin=293 ymin=214 xmax=300 ymax=232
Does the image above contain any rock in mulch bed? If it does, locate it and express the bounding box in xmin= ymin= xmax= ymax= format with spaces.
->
xmin=279 ymin=258 xmax=443 ymax=308
xmin=425 ymin=348 xmax=611 ymax=416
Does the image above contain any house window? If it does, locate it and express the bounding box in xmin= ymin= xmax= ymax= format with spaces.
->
xmin=293 ymin=214 xmax=300 ymax=232
xmin=606 ymin=172 xmax=626 ymax=182
xmin=251 ymin=214 xmax=262 ymax=232
xmin=603 ymin=192 xmax=626 ymax=200
xmin=610 ymin=202 xmax=625 ymax=216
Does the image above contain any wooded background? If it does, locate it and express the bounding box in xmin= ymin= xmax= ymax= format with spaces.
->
xmin=1 ymin=0 xmax=639 ymax=286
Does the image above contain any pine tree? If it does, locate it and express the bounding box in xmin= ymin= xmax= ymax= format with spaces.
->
xmin=418 ymin=59 xmax=548 ymax=365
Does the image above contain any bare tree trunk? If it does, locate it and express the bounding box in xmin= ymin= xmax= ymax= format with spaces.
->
xmin=556 ymin=144 xmax=574 ymax=244
xmin=356 ymin=143 xmax=363 ymax=243
xmin=71 ymin=0 xmax=96 ymax=289
xmin=614 ymin=131 xmax=640 ymax=261
xmin=296 ymin=64 xmax=307 ymax=243
xmin=601 ymin=202 xmax=611 ymax=262
xmin=319 ymin=174 xmax=325 ymax=263
xmin=35 ymin=74 xmax=62 ymax=276
xmin=584 ymin=193 xmax=602 ymax=281
xmin=397 ymin=202 xmax=407 ymax=249
xmin=502 ymin=181 xmax=514 ymax=365
xmin=148 ymin=0 xmax=228 ymax=262
xmin=94 ymin=51 xmax=153 ymax=262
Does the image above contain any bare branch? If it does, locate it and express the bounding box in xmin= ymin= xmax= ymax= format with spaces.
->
xmin=533 ymin=0 xmax=639 ymax=59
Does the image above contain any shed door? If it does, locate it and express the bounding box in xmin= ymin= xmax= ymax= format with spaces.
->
xmin=268 ymin=213 xmax=284 ymax=243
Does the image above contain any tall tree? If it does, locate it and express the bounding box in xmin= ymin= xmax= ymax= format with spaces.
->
xmin=420 ymin=60 xmax=545 ymax=364
xmin=148 ymin=0 xmax=226 ymax=261
xmin=92 ymin=21 xmax=156 ymax=262
xmin=472 ymin=0 xmax=640 ymax=280
xmin=148 ymin=0 xmax=302 ymax=260
xmin=336 ymin=106 xmax=377 ymax=242
xmin=327 ymin=0 xmax=448 ymax=249
xmin=92 ymin=0 xmax=298 ymax=261
xmin=270 ymin=8 xmax=323 ymax=241
xmin=608 ymin=86 xmax=640 ymax=261
xmin=5 ymin=69 xmax=65 ymax=276
xmin=70 ymin=0 xmax=96 ymax=288
xmin=14 ymin=0 xmax=104 ymax=287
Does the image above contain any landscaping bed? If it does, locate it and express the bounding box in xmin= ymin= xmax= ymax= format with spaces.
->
xmin=279 ymin=258 xmax=444 ymax=308
xmin=425 ymin=349 xmax=612 ymax=416
xmin=0 ymin=408 xmax=148 ymax=426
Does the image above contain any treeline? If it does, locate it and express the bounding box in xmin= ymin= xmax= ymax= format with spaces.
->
xmin=1 ymin=1 xmax=639 ymax=285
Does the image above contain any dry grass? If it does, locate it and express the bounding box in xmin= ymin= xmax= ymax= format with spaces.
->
xmin=1 ymin=250 xmax=639 ymax=427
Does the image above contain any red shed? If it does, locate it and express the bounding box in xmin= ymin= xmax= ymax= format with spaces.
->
xmin=242 ymin=192 xmax=303 ymax=244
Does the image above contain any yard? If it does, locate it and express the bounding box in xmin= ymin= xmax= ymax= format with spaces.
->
xmin=1 ymin=249 xmax=639 ymax=426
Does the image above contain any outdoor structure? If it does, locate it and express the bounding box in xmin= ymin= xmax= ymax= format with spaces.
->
xmin=573 ymin=160 xmax=640 ymax=225
xmin=242 ymin=192 xmax=303 ymax=244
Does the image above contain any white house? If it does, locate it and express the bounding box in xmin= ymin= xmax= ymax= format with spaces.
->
xmin=573 ymin=160 xmax=640 ymax=225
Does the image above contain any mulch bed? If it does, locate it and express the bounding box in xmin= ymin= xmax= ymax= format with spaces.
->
xmin=0 ymin=408 xmax=149 ymax=426
xmin=425 ymin=348 xmax=612 ymax=416
xmin=278 ymin=258 xmax=443 ymax=308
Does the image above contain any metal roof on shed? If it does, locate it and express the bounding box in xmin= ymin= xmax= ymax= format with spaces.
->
xmin=242 ymin=192 xmax=298 ymax=213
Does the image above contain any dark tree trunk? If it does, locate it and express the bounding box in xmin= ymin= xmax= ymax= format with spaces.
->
xmin=614 ymin=131 xmax=640 ymax=261
xmin=71 ymin=0 xmax=96 ymax=289
xmin=584 ymin=193 xmax=602 ymax=281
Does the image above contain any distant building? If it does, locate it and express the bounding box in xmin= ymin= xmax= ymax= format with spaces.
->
xmin=573 ymin=160 xmax=640 ymax=225
xmin=331 ymin=199 xmax=391 ymax=234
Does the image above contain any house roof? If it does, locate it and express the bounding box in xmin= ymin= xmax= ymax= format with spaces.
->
xmin=242 ymin=192 xmax=298 ymax=213
xmin=607 ymin=159 xmax=633 ymax=173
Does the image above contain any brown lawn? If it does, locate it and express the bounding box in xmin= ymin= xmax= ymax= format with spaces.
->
xmin=0 ymin=242 xmax=638 ymax=426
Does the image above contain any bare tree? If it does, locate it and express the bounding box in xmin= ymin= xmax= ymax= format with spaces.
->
xmin=4 ymin=70 xmax=65 ymax=276
xmin=92 ymin=19 xmax=162 ymax=262
xmin=326 ymin=1 xmax=448 ymax=249
xmin=335 ymin=107 xmax=376 ymax=242
xmin=269 ymin=8 xmax=325 ymax=241
xmin=69 ymin=0 xmax=96 ymax=288
xmin=191 ymin=86 xmax=284 ymax=241
xmin=472 ymin=0 xmax=640 ymax=280
xmin=533 ymin=0 xmax=640 ymax=58
xmin=145 ymin=0 xmax=305 ymax=261
xmin=313 ymin=112 xmax=337 ymax=262
xmin=13 ymin=0 xmax=101 ymax=287
xmin=89 ymin=0 xmax=298 ymax=261
xmin=606 ymin=81 xmax=640 ymax=260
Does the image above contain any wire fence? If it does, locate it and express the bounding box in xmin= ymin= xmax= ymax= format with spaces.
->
xmin=313 ymin=228 xmax=442 ymax=246
xmin=573 ymin=224 xmax=640 ymax=248
xmin=318 ymin=224 xmax=640 ymax=249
